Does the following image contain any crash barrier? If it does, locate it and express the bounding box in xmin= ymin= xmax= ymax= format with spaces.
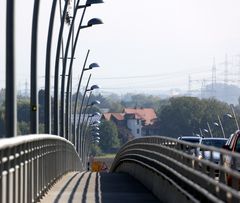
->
xmin=0 ymin=134 xmax=81 ymax=203
xmin=111 ymin=136 xmax=240 ymax=203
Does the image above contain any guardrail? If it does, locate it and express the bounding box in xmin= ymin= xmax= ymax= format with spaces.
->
xmin=111 ymin=136 xmax=240 ymax=203
xmin=0 ymin=134 xmax=81 ymax=203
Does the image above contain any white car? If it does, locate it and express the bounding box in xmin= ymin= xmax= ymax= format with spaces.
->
xmin=197 ymin=137 xmax=228 ymax=164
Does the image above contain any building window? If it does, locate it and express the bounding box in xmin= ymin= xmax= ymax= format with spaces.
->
xmin=137 ymin=119 xmax=140 ymax=125
xmin=137 ymin=129 xmax=140 ymax=134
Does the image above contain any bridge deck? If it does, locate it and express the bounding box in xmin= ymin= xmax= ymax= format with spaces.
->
xmin=40 ymin=172 xmax=159 ymax=203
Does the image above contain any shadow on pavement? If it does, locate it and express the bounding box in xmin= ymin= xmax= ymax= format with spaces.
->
xmin=97 ymin=172 xmax=160 ymax=203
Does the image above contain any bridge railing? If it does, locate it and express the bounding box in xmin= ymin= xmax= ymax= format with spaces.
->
xmin=111 ymin=136 xmax=240 ymax=203
xmin=0 ymin=134 xmax=81 ymax=203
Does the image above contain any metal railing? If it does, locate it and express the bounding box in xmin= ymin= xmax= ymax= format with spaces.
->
xmin=0 ymin=134 xmax=81 ymax=203
xmin=111 ymin=136 xmax=240 ymax=203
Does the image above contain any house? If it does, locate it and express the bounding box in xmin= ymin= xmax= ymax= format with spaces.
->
xmin=102 ymin=108 xmax=159 ymax=139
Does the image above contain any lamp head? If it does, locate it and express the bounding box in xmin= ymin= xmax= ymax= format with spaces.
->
xmin=91 ymin=100 xmax=101 ymax=106
xmin=86 ymin=0 xmax=104 ymax=6
xmin=90 ymin=85 xmax=100 ymax=91
xmin=89 ymin=63 xmax=100 ymax=69
xmin=92 ymin=112 xmax=101 ymax=116
xmin=203 ymin=129 xmax=209 ymax=133
xmin=91 ymin=126 xmax=100 ymax=131
xmin=213 ymin=122 xmax=219 ymax=127
xmin=87 ymin=18 xmax=103 ymax=26
xmin=92 ymin=132 xmax=100 ymax=137
xmin=92 ymin=120 xmax=101 ymax=125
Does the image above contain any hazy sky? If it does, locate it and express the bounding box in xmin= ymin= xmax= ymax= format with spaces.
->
xmin=1 ymin=0 xmax=240 ymax=95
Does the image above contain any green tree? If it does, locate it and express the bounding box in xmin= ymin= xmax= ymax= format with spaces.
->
xmin=17 ymin=99 xmax=30 ymax=122
xmin=99 ymin=120 xmax=120 ymax=152
xmin=90 ymin=144 xmax=102 ymax=156
xmin=0 ymin=106 xmax=5 ymax=137
xmin=157 ymin=97 xmax=234 ymax=138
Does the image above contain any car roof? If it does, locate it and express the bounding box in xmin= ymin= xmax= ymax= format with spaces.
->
xmin=200 ymin=137 xmax=228 ymax=140
xmin=178 ymin=136 xmax=200 ymax=139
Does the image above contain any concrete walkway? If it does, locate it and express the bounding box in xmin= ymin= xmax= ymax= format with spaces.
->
xmin=40 ymin=172 xmax=160 ymax=203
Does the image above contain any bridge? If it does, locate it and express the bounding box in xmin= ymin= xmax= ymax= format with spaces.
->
xmin=1 ymin=1 xmax=240 ymax=203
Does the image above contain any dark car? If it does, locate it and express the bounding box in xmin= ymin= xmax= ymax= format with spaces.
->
xmin=178 ymin=136 xmax=201 ymax=143
xmin=178 ymin=136 xmax=201 ymax=154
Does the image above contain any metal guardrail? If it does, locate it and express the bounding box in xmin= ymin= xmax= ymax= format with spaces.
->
xmin=111 ymin=136 xmax=240 ymax=203
xmin=0 ymin=134 xmax=81 ymax=203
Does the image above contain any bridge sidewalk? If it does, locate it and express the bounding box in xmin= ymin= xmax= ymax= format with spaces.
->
xmin=40 ymin=171 xmax=159 ymax=203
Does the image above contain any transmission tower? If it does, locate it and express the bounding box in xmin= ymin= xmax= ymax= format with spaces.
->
xmin=224 ymin=54 xmax=229 ymax=85
xmin=211 ymin=57 xmax=217 ymax=97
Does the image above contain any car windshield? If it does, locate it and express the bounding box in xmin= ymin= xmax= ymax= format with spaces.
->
xmin=201 ymin=139 xmax=227 ymax=148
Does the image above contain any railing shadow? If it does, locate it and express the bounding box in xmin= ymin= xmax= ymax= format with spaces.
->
xmin=54 ymin=173 xmax=84 ymax=203
xmin=80 ymin=172 xmax=92 ymax=203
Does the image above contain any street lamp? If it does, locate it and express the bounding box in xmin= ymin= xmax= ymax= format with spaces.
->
xmin=202 ymin=128 xmax=212 ymax=137
xmin=76 ymin=78 xmax=99 ymax=152
xmin=92 ymin=120 xmax=101 ymax=126
xmin=79 ymin=100 xmax=101 ymax=140
xmin=203 ymin=129 xmax=209 ymax=133
xmin=206 ymin=122 xmax=213 ymax=138
xmin=226 ymin=105 xmax=239 ymax=130
xmin=53 ymin=0 xmax=103 ymax=136
xmin=72 ymin=50 xmax=100 ymax=144
xmin=6 ymin=0 xmax=16 ymax=137
xmin=91 ymin=126 xmax=100 ymax=131
xmin=79 ymin=106 xmax=101 ymax=162
xmin=61 ymin=18 xmax=103 ymax=138
xmin=80 ymin=111 xmax=101 ymax=140
xmin=213 ymin=115 xmax=226 ymax=138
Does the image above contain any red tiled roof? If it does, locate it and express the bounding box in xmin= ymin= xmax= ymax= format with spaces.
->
xmin=123 ymin=108 xmax=157 ymax=125
xmin=102 ymin=113 xmax=111 ymax=121
xmin=111 ymin=113 xmax=125 ymax=121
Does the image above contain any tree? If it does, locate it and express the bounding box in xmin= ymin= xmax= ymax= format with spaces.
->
xmin=157 ymin=97 xmax=234 ymax=138
xmin=17 ymin=99 xmax=30 ymax=122
xmin=99 ymin=120 xmax=120 ymax=152
xmin=0 ymin=106 xmax=5 ymax=137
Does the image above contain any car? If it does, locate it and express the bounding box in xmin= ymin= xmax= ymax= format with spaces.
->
xmin=178 ymin=136 xmax=201 ymax=143
xmin=222 ymin=131 xmax=240 ymax=170
xmin=221 ymin=131 xmax=240 ymax=185
xmin=178 ymin=136 xmax=201 ymax=154
xmin=197 ymin=137 xmax=228 ymax=164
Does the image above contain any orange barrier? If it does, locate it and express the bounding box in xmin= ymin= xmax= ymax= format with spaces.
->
xmin=91 ymin=161 xmax=108 ymax=172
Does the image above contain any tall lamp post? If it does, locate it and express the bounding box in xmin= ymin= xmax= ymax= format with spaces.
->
xmin=53 ymin=0 xmax=103 ymax=136
xmin=30 ymin=0 xmax=40 ymax=134
xmin=227 ymin=104 xmax=240 ymax=130
xmin=213 ymin=115 xmax=226 ymax=138
xmin=77 ymin=86 xmax=100 ymax=154
xmin=61 ymin=18 xmax=103 ymax=138
xmin=59 ymin=0 xmax=103 ymax=138
xmin=60 ymin=18 xmax=102 ymax=138
xmin=206 ymin=122 xmax=213 ymax=138
xmin=81 ymin=111 xmax=101 ymax=166
xmin=72 ymin=50 xmax=100 ymax=144
xmin=6 ymin=0 xmax=16 ymax=137
xmin=75 ymin=73 xmax=99 ymax=152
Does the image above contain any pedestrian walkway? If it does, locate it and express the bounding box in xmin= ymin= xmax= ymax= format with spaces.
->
xmin=40 ymin=172 xmax=160 ymax=203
